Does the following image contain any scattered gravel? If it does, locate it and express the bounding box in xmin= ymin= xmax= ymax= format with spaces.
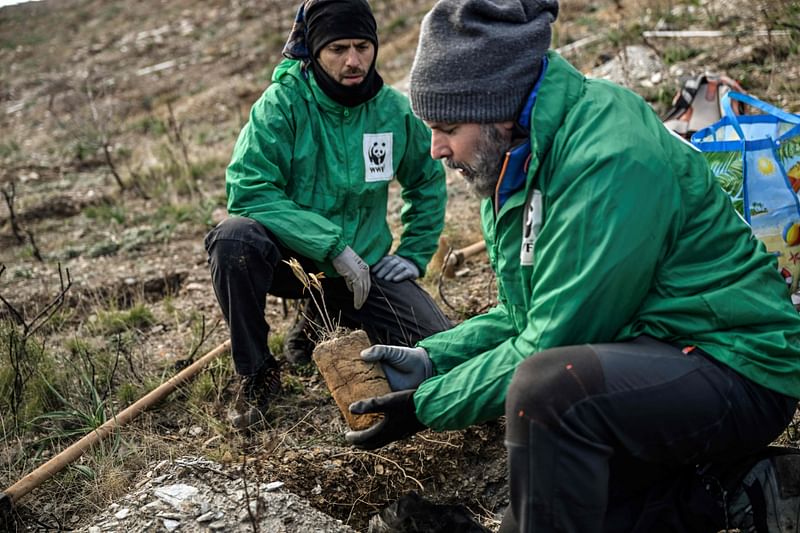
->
xmin=79 ymin=456 xmax=357 ymax=533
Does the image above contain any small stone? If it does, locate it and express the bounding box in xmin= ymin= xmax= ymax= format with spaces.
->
xmin=208 ymin=520 xmax=227 ymax=530
xmin=264 ymin=481 xmax=283 ymax=492
xmin=141 ymin=500 xmax=166 ymax=512
xmin=154 ymin=483 xmax=199 ymax=511
xmin=114 ymin=508 xmax=130 ymax=520
xmin=196 ymin=511 xmax=216 ymax=523
xmin=163 ymin=518 xmax=180 ymax=531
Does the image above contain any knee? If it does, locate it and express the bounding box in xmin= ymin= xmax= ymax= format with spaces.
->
xmin=506 ymin=345 xmax=604 ymax=430
xmin=205 ymin=217 xmax=279 ymax=266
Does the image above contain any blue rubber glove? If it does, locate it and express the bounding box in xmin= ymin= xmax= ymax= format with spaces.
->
xmin=372 ymin=255 xmax=419 ymax=282
xmin=346 ymin=389 xmax=425 ymax=449
xmin=361 ymin=345 xmax=433 ymax=391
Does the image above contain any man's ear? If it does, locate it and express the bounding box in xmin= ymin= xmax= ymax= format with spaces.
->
xmin=498 ymin=121 xmax=515 ymax=132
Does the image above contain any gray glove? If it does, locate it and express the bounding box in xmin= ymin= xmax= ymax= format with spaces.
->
xmin=332 ymin=246 xmax=371 ymax=309
xmin=372 ymin=255 xmax=419 ymax=282
xmin=361 ymin=345 xmax=433 ymax=391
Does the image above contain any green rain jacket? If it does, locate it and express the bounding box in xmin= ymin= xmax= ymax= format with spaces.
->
xmin=225 ymin=59 xmax=446 ymax=276
xmin=416 ymin=51 xmax=800 ymax=430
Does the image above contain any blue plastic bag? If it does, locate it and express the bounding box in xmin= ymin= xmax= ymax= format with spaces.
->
xmin=692 ymin=91 xmax=800 ymax=293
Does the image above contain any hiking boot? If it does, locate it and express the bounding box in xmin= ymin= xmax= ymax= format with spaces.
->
xmin=230 ymin=365 xmax=281 ymax=429
xmin=727 ymin=446 xmax=800 ymax=532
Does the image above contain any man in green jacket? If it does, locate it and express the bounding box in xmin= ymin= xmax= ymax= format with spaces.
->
xmin=345 ymin=0 xmax=800 ymax=531
xmin=204 ymin=0 xmax=450 ymax=429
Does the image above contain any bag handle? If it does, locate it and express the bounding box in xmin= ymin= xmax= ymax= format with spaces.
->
xmin=722 ymin=91 xmax=800 ymax=139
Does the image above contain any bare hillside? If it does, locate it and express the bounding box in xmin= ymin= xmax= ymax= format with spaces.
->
xmin=1 ymin=0 xmax=798 ymax=531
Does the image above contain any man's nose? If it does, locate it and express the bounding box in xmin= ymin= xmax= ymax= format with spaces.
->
xmin=345 ymin=48 xmax=360 ymax=67
xmin=430 ymin=132 xmax=451 ymax=160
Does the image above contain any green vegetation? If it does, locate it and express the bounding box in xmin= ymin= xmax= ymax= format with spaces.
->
xmin=268 ymin=331 xmax=285 ymax=357
xmin=0 ymin=140 xmax=20 ymax=158
xmin=92 ymin=304 xmax=155 ymax=335
xmin=83 ymin=203 xmax=127 ymax=225
xmin=662 ymin=45 xmax=701 ymax=65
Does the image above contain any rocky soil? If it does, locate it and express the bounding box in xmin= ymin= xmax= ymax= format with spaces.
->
xmin=1 ymin=0 xmax=798 ymax=531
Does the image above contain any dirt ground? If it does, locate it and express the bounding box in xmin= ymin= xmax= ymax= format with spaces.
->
xmin=1 ymin=0 xmax=799 ymax=531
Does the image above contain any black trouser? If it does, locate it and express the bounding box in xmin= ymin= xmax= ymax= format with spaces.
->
xmin=500 ymin=336 xmax=798 ymax=532
xmin=204 ymin=217 xmax=452 ymax=376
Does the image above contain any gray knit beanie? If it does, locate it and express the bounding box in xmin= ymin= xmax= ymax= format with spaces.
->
xmin=409 ymin=0 xmax=558 ymax=123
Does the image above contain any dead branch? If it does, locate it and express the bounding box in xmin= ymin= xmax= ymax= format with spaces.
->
xmin=24 ymin=229 xmax=43 ymax=262
xmin=166 ymin=101 xmax=191 ymax=172
xmin=85 ymin=75 xmax=124 ymax=191
xmin=102 ymin=337 xmax=122 ymax=403
xmin=126 ymin=167 xmax=152 ymax=200
xmin=1 ymin=182 xmax=25 ymax=244
xmin=174 ymin=314 xmax=215 ymax=370
xmin=240 ymin=454 xmax=260 ymax=533
xmin=0 ymin=264 xmax=72 ymax=430
xmin=22 ymin=265 xmax=72 ymax=339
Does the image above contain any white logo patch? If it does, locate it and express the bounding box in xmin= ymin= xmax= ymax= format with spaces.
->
xmin=363 ymin=133 xmax=393 ymax=182
xmin=520 ymin=189 xmax=542 ymax=266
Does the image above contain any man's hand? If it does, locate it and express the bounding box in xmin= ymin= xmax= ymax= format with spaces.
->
xmin=332 ymin=246 xmax=371 ymax=309
xmin=372 ymin=255 xmax=419 ymax=282
xmin=345 ymin=389 xmax=425 ymax=449
xmin=361 ymin=345 xmax=432 ymax=391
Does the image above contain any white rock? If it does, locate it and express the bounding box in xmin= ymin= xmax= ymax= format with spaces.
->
xmin=154 ymin=483 xmax=200 ymax=511
xmin=264 ymin=481 xmax=284 ymax=492
xmin=114 ymin=508 xmax=130 ymax=519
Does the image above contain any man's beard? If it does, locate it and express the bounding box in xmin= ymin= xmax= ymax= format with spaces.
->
xmin=445 ymin=124 xmax=511 ymax=198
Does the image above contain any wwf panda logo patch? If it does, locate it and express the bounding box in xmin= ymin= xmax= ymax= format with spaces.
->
xmin=369 ymin=141 xmax=386 ymax=165
xmin=363 ymin=133 xmax=393 ymax=182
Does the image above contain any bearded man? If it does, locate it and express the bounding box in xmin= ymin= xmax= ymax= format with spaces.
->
xmin=345 ymin=0 xmax=800 ymax=531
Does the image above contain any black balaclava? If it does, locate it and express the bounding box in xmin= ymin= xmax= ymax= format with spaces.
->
xmin=301 ymin=0 xmax=384 ymax=107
